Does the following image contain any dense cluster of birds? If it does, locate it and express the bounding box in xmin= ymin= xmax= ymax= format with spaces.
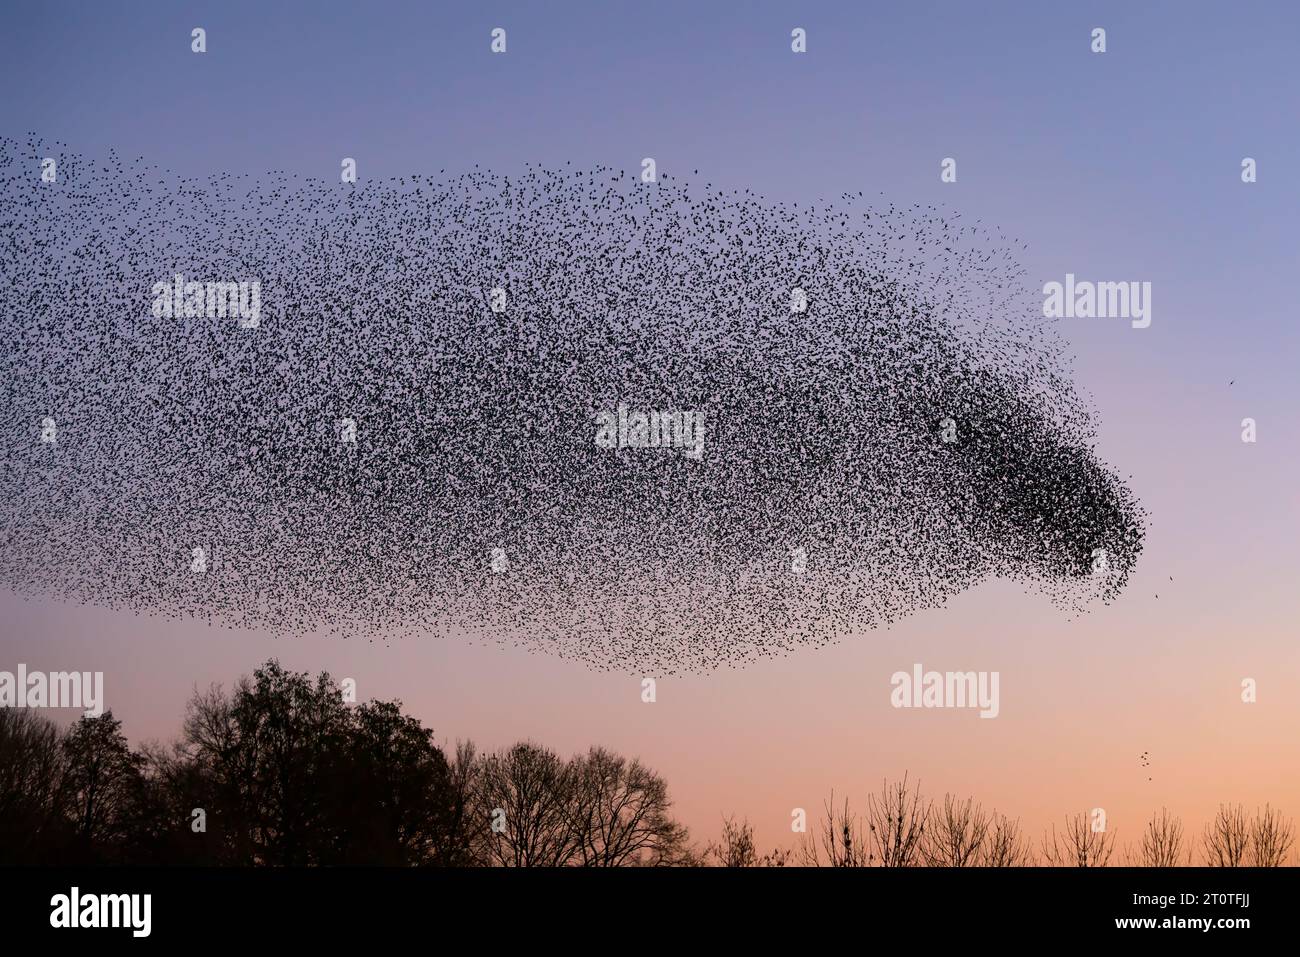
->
xmin=0 ymin=135 xmax=1145 ymax=672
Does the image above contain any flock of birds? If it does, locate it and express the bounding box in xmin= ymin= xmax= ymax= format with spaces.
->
xmin=0 ymin=135 xmax=1145 ymax=673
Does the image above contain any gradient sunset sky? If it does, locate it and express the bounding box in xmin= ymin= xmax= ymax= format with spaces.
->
xmin=2 ymin=0 xmax=1298 ymax=857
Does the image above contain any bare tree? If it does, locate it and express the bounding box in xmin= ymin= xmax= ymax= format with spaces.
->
xmin=1249 ymin=804 xmax=1295 ymax=867
xmin=979 ymin=812 xmax=1034 ymax=866
xmin=566 ymin=746 xmax=690 ymax=866
xmin=433 ymin=740 xmax=481 ymax=866
xmin=707 ymin=814 xmax=791 ymax=867
xmin=638 ymin=834 xmax=704 ymax=867
xmin=866 ymin=775 xmax=930 ymax=867
xmin=707 ymin=814 xmax=758 ymax=867
xmin=473 ymin=742 xmax=577 ymax=866
xmin=799 ymin=792 xmax=869 ymax=866
xmin=923 ymin=794 xmax=990 ymax=866
xmin=1129 ymin=808 xmax=1186 ymax=867
xmin=130 ymin=737 xmax=229 ymax=864
xmin=1041 ymin=813 xmax=1116 ymax=866
xmin=0 ymin=708 xmax=71 ymax=864
xmin=1202 ymin=804 xmax=1249 ymax=866
xmin=759 ymin=845 xmax=794 ymax=866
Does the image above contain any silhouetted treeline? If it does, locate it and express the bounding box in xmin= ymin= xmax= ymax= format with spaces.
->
xmin=0 ymin=660 xmax=694 ymax=866
xmin=1 ymin=660 xmax=1295 ymax=866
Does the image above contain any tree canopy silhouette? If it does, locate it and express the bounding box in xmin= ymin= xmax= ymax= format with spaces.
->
xmin=1 ymin=659 xmax=1294 ymax=867
xmin=0 ymin=659 xmax=689 ymax=866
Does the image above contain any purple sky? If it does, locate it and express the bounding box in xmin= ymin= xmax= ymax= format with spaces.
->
xmin=2 ymin=1 xmax=1298 ymax=855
